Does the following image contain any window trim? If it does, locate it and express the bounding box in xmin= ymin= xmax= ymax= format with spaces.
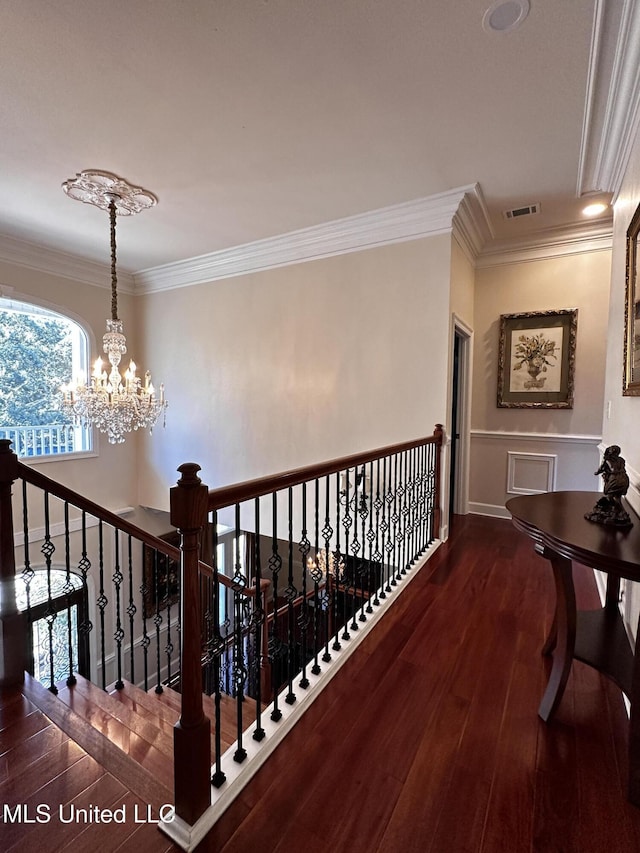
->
xmin=0 ymin=291 xmax=97 ymax=462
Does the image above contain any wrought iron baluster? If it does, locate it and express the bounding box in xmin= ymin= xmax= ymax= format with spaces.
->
xmin=113 ymin=528 xmax=124 ymax=690
xmin=21 ymin=481 xmax=35 ymax=674
xmin=385 ymin=455 xmax=397 ymax=588
xmin=398 ymin=451 xmax=408 ymax=577
xmin=140 ymin=542 xmax=150 ymax=692
xmin=418 ymin=442 xmax=426 ymax=549
xmin=349 ymin=469 xmax=361 ymax=632
xmin=333 ymin=471 xmax=342 ymax=651
xmin=232 ymin=503 xmax=247 ymax=763
xmin=379 ymin=456 xmax=389 ymax=598
xmin=252 ymin=498 xmax=266 ymax=741
xmin=97 ymin=520 xmax=107 ymax=690
xmin=63 ymin=502 xmax=76 ymax=687
xmin=321 ymin=475 xmax=332 ymax=663
xmin=411 ymin=447 xmax=422 ymax=562
xmin=356 ymin=465 xmax=370 ymax=622
xmin=365 ymin=460 xmax=375 ymax=614
xmin=126 ymin=535 xmax=136 ymax=683
xmin=284 ymin=487 xmax=296 ymax=705
xmin=77 ymin=512 xmax=92 ymax=679
xmin=341 ymin=470 xmax=351 ymax=641
xmin=153 ymin=548 xmax=163 ymax=694
xmin=269 ymin=492 xmax=282 ymax=721
xmin=164 ymin=546 xmax=174 ymax=689
xmin=298 ymin=482 xmax=310 ymax=690
xmin=372 ymin=459 xmax=383 ymax=607
xmin=391 ymin=453 xmax=401 ymax=584
xmin=210 ymin=511 xmax=226 ymax=788
xmin=310 ymin=477 xmax=322 ymax=675
xmin=429 ymin=441 xmax=436 ymax=542
xmin=401 ymin=450 xmax=411 ymax=575
xmin=41 ymin=492 xmax=57 ymax=693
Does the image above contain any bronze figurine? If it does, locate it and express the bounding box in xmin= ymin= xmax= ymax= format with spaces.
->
xmin=585 ymin=445 xmax=633 ymax=528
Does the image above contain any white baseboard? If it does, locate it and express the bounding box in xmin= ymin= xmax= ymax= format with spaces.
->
xmin=468 ymin=502 xmax=511 ymax=519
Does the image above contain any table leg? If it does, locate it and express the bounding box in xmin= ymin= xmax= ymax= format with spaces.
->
xmin=541 ymin=612 xmax=557 ymax=656
xmin=628 ymin=610 xmax=640 ymax=805
xmin=538 ymin=550 xmax=576 ymax=723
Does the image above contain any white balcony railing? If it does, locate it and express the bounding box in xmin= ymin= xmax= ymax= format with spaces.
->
xmin=0 ymin=423 xmax=89 ymax=457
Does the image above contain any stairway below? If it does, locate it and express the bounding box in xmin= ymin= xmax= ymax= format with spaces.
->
xmin=22 ymin=673 xmax=260 ymax=813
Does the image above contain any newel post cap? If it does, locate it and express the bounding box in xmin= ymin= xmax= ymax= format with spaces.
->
xmin=170 ymin=462 xmax=209 ymax=532
xmin=0 ymin=440 xmax=19 ymax=483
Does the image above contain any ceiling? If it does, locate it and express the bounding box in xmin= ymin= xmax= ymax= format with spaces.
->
xmin=0 ymin=0 xmax=632 ymax=278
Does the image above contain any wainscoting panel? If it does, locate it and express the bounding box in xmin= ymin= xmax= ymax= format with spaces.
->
xmin=469 ymin=430 xmax=601 ymax=518
xmin=507 ymin=451 xmax=557 ymax=495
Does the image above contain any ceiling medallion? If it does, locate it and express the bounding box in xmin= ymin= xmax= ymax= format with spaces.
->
xmin=61 ymin=170 xmax=167 ymax=445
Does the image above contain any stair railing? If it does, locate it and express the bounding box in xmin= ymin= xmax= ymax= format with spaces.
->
xmin=170 ymin=424 xmax=443 ymax=834
xmin=0 ymin=439 xmax=242 ymax=697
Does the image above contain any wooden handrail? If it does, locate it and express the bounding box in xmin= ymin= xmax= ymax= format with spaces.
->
xmin=17 ymin=460 xmax=182 ymax=560
xmin=206 ymin=426 xmax=444 ymax=511
xmin=14 ymin=459 xmax=251 ymax=591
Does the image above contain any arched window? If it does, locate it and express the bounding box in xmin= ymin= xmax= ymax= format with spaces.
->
xmin=0 ymin=297 xmax=92 ymax=457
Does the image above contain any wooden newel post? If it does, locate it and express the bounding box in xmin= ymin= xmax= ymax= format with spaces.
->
xmin=433 ymin=424 xmax=444 ymax=540
xmin=170 ymin=462 xmax=211 ymax=826
xmin=0 ymin=439 xmax=26 ymax=688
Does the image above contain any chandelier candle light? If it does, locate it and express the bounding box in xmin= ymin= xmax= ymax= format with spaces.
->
xmin=60 ymin=170 xmax=167 ymax=444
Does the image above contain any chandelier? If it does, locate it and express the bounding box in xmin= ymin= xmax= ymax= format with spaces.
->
xmin=60 ymin=170 xmax=167 ymax=444
xmin=307 ymin=549 xmax=345 ymax=581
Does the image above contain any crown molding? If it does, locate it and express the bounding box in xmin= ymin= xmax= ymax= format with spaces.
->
xmin=451 ymin=184 xmax=494 ymax=264
xmin=0 ymin=232 xmax=135 ymax=293
xmin=577 ymin=0 xmax=640 ymax=198
xmin=133 ymin=185 xmax=477 ymax=293
xmin=476 ymin=219 xmax=613 ymax=268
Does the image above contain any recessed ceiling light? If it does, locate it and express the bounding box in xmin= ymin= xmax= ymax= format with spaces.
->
xmin=582 ymin=202 xmax=609 ymax=217
xmin=483 ymin=0 xmax=530 ymax=34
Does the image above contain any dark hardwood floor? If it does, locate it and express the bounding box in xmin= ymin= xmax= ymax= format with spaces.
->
xmin=2 ymin=514 xmax=640 ymax=852
xmin=207 ymin=514 xmax=640 ymax=853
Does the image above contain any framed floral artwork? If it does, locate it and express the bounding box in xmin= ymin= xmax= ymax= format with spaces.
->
xmin=624 ymin=201 xmax=640 ymax=395
xmin=497 ymin=309 xmax=577 ymax=408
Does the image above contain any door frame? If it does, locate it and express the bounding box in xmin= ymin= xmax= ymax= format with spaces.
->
xmin=449 ymin=314 xmax=473 ymax=517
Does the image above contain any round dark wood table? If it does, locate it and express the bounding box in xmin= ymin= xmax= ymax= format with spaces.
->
xmin=506 ymin=490 xmax=640 ymax=805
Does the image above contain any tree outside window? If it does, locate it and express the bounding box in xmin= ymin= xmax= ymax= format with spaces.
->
xmin=0 ymin=298 xmax=92 ymax=457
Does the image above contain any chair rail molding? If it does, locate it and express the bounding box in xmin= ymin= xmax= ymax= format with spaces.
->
xmin=471 ymin=430 xmax=602 ymax=445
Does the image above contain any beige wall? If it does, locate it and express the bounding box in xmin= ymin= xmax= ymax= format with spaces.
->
xmin=136 ymin=235 xmax=453 ymax=510
xmin=0 ymin=260 xmax=138 ymax=511
xmin=450 ymin=236 xmax=475 ymax=329
xmin=603 ymin=126 xmax=640 ymax=638
xmin=469 ymin=249 xmax=611 ymax=514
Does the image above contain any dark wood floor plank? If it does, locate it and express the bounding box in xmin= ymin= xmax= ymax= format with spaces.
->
xmin=0 ymin=721 xmax=68 ymax=783
xmin=0 ymin=693 xmax=37 ymax=732
xmin=0 ymin=708 xmax=51 ymax=756
xmin=5 ymin=771 xmax=125 ymax=853
xmin=0 ymin=754 xmax=105 ymax=850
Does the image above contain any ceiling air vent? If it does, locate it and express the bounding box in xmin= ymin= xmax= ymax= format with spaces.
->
xmin=503 ymin=202 xmax=540 ymax=220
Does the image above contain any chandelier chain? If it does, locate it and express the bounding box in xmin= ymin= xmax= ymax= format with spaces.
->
xmin=109 ymin=198 xmax=119 ymax=322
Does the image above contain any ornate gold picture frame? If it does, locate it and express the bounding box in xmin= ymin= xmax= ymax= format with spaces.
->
xmin=497 ymin=309 xmax=577 ymax=408
xmin=624 ymin=201 xmax=640 ymax=395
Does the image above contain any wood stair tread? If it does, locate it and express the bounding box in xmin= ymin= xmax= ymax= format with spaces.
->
xmin=152 ymin=685 xmax=264 ymax=754
xmin=21 ymin=673 xmax=172 ymax=810
xmin=56 ymin=677 xmax=175 ymax=778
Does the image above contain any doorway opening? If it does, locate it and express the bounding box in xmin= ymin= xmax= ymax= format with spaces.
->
xmin=449 ymin=318 xmax=472 ymax=523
